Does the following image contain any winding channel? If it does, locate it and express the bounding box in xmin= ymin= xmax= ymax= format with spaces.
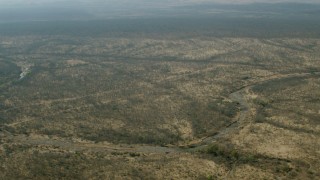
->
xmin=183 ymin=71 xmax=320 ymax=151
xmin=3 ymin=71 xmax=320 ymax=154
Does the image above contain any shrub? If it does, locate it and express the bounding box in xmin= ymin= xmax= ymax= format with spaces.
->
xmin=255 ymin=113 xmax=266 ymax=123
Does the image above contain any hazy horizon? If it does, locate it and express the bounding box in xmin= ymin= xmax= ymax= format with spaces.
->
xmin=0 ymin=0 xmax=320 ymax=6
xmin=1 ymin=0 xmax=320 ymax=22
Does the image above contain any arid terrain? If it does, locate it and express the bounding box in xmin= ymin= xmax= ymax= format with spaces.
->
xmin=0 ymin=33 xmax=319 ymax=179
